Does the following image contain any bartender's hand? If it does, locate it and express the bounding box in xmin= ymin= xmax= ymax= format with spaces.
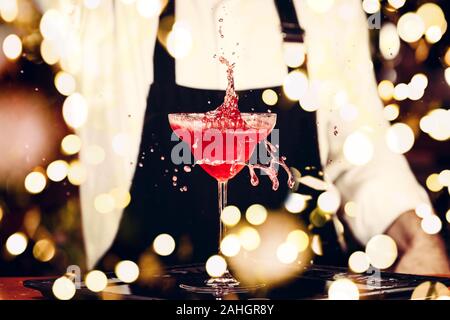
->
xmin=386 ymin=211 xmax=450 ymax=275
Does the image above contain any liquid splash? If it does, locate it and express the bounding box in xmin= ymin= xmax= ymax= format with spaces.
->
xmin=201 ymin=56 xmax=294 ymax=190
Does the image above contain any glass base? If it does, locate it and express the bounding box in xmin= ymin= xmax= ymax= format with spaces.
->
xmin=179 ymin=271 xmax=265 ymax=299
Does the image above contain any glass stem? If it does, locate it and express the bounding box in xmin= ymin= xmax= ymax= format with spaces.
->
xmin=218 ymin=180 xmax=228 ymax=253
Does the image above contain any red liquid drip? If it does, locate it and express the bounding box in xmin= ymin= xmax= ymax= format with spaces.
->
xmin=170 ymin=56 xmax=294 ymax=188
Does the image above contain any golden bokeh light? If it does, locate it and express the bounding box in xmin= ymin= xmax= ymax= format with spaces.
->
xmin=61 ymin=134 xmax=82 ymax=155
xmin=220 ymin=234 xmax=241 ymax=257
xmin=54 ymin=71 xmax=76 ymax=96
xmin=343 ymin=131 xmax=374 ymax=166
xmin=286 ymin=229 xmax=309 ymax=252
xmin=221 ymin=205 xmax=241 ymax=227
xmin=153 ymin=233 xmax=176 ymax=256
xmin=33 ymin=239 xmax=56 ymax=262
xmin=283 ymin=70 xmax=308 ymax=101
xmin=446 ymin=210 xmax=450 ymax=224
xmin=311 ymin=234 xmax=323 ymax=256
xmin=94 ymin=193 xmax=115 ymax=214
xmin=245 ymin=204 xmax=267 ymax=226
xmin=115 ymin=260 xmax=139 ymax=283
xmin=62 ymin=93 xmax=89 ymax=129
xmin=365 ymin=234 xmax=398 ymax=269
xmin=397 ymin=13 xmax=425 ymax=43
xmin=416 ymin=3 xmax=447 ymax=36
xmin=377 ymin=80 xmax=394 ymax=101
xmin=344 ymin=201 xmax=358 ymax=218
xmin=0 ymin=206 xmax=3 ymax=223
xmin=383 ymin=103 xmax=399 ymax=121
xmin=67 ymin=160 xmax=87 ymax=185
xmin=85 ymin=270 xmax=108 ymax=292
xmin=284 ymin=193 xmax=308 ymax=214
xmin=317 ymin=190 xmax=341 ymax=214
xmin=24 ymin=171 xmax=47 ymax=194
xmin=2 ymin=34 xmax=22 ymax=60
xmin=385 ymin=122 xmax=415 ymax=154
xmin=40 ymin=9 xmax=64 ymax=41
xmin=40 ymin=39 xmax=60 ymax=65
xmin=445 ymin=68 xmax=450 ymax=87
xmin=421 ymin=109 xmax=450 ymax=141
xmin=110 ymin=187 xmax=131 ymax=209
xmin=328 ymin=279 xmax=359 ymax=300
xmin=348 ymin=251 xmax=370 ymax=273
xmin=421 ymin=215 xmax=442 ymax=235
xmin=6 ymin=232 xmax=27 ymax=256
xmin=387 ymin=0 xmax=405 ymax=10
xmin=411 ymin=281 xmax=450 ymax=300
xmin=46 ymin=160 xmax=69 ymax=182
xmin=439 ymin=170 xmax=450 ymax=187
xmin=205 ymin=255 xmax=227 ymax=278
xmin=0 ymin=0 xmax=18 ymax=22
xmin=276 ymin=242 xmax=298 ymax=264
xmin=52 ymin=276 xmax=76 ymax=300
xmin=262 ymin=89 xmax=278 ymax=106
xmin=444 ymin=48 xmax=450 ymax=67
xmin=238 ymin=226 xmax=261 ymax=251
xmin=426 ymin=173 xmax=443 ymax=192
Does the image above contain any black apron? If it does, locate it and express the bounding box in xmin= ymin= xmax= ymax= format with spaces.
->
xmin=103 ymin=0 xmax=342 ymax=268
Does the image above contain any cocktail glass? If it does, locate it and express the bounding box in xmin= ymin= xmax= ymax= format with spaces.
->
xmin=168 ymin=112 xmax=276 ymax=297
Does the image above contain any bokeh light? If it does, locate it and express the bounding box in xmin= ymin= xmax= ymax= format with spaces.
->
xmin=283 ymin=42 xmax=305 ymax=68
xmin=348 ymin=251 xmax=370 ymax=273
xmin=411 ymin=281 xmax=450 ymax=300
xmin=383 ymin=104 xmax=399 ymax=121
xmin=317 ymin=190 xmax=341 ymax=214
xmin=0 ymin=0 xmax=18 ymax=22
xmin=365 ymin=234 xmax=398 ymax=269
xmin=221 ymin=205 xmax=241 ymax=227
xmin=238 ymin=226 xmax=260 ymax=251
xmin=276 ymin=242 xmax=298 ymax=264
xmin=61 ymin=134 xmax=82 ymax=155
xmin=85 ymin=145 xmax=105 ymax=165
xmin=426 ymin=173 xmax=443 ymax=192
xmin=136 ymin=0 xmax=162 ymax=18
xmin=415 ymin=203 xmax=432 ymax=218
xmin=33 ymin=239 xmax=56 ymax=262
xmin=397 ymin=13 xmax=425 ymax=43
xmin=343 ymin=131 xmax=374 ymax=166
xmin=85 ymin=270 xmax=108 ymax=292
xmin=54 ymin=71 xmax=76 ymax=96
xmin=115 ymin=260 xmax=139 ymax=283
xmin=286 ymin=229 xmax=309 ymax=252
xmin=377 ymin=80 xmax=394 ymax=100
xmin=153 ymin=233 xmax=176 ymax=256
xmin=6 ymin=232 xmax=27 ymax=256
xmin=167 ymin=22 xmax=192 ymax=59
xmin=421 ymin=215 xmax=442 ymax=235
xmin=52 ymin=276 xmax=76 ymax=300
xmin=220 ymin=234 xmax=241 ymax=257
xmin=62 ymin=93 xmax=89 ymax=129
xmin=344 ymin=201 xmax=358 ymax=218
xmin=67 ymin=160 xmax=87 ymax=185
xmin=283 ymin=70 xmax=308 ymax=101
xmin=46 ymin=160 xmax=69 ymax=182
xmin=205 ymin=255 xmax=227 ymax=277
xmin=385 ymin=123 xmax=415 ymax=154
xmin=2 ymin=34 xmax=22 ymax=60
xmin=24 ymin=172 xmax=47 ymax=194
xmin=262 ymin=89 xmax=278 ymax=106
xmin=245 ymin=204 xmax=267 ymax=226
xmin=94 ymin=193 xmax=115 ymax=214
xmin=284 ymin=193 xmax=308 ymax=214
xmin=328 ymin=279 xmax=359 ymax=300
xmin=387 ymin=0 xmax=405 ymax=10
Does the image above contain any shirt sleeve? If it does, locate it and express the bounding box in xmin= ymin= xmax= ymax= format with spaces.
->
xmin=294 ymin=0 xmax=431 ymax=244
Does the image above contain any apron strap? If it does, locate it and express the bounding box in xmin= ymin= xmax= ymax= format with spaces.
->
xmin=274 ymin=0 xmax=304 ymax=43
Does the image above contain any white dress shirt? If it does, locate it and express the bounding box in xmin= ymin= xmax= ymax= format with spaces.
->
xmin=38 ymin=0 xmax=431 ymax=269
